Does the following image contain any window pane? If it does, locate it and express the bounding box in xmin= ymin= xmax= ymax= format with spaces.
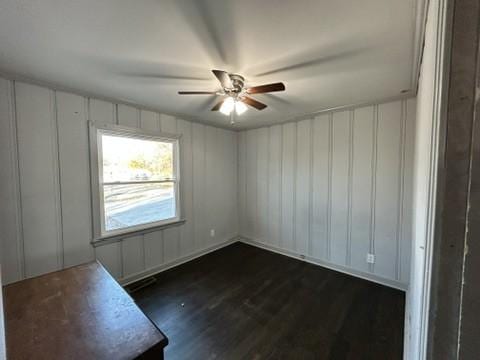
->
xmin=104 ymin=182 xmax=176 ymax=231
xmin=102 ymin=134 xmax=173 ymax=182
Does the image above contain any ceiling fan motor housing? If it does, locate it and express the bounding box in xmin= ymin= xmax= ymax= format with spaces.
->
xmin=227 ymin=74 xmax=245 ymax=94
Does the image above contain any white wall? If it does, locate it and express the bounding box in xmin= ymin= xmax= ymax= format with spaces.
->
xmin=0 ymin=78 xmax=238 ymax=285
xmin=0 ymin=74 xmax=418 ymax=293
xmin=238 ymin=98 xmax=416 ymax=289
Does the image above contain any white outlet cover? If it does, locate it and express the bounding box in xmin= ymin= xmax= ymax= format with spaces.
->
xmin=210 ymin=229 xmax=215 ymax=237
xmin=366 ymin=254 xmax=375 ymax=264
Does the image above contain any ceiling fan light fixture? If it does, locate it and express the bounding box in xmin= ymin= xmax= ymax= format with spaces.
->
xmin=235 ymin=101 xmax=247 ymax=115
xmin=220 ymin=97 xmax=235 ymax=115
xmin=178 ymin=69 xmax=285 ymax=117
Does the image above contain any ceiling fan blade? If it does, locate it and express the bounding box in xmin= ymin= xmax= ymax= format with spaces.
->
xmin=212 ymin=69 xmax=233 ymax=89
xmin=211 ymin=99 xmax=225 ymax=111
xmin=241 ymin=96 xmax=267 ymax=110
xmin=246 ymin=82 xmax=285 ymax=94
xmin=178 ymin=91 xmax=216 ymax=95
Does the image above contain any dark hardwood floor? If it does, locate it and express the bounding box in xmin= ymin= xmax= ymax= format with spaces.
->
xmin=130 ymin=242 xmax=405 ymax=360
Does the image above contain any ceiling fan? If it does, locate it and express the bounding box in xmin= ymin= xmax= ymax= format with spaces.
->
xmin=178 ymin=70 xmax=285 ymax=121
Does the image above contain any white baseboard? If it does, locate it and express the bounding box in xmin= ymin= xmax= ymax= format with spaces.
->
xmin=239 ymin=236 xmax=407 ymax=291
xmin=119 ymin=234 xmax=407 ymax=292
xmin=119 ymin=236 xmax=240 ymax=286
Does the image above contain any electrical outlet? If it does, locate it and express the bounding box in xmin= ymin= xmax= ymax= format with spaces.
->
xmin=366 ymin=253 xmax=375 ymax=264
xmin=210 ymin=229 xmax=215 ymax=237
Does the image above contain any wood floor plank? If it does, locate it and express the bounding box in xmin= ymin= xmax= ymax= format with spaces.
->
xmin=130 ymin=242 xmax=405 ymax=359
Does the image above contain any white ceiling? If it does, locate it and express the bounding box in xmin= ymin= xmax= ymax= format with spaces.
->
xmin=0 ymin=0 xmax=423 ymax=129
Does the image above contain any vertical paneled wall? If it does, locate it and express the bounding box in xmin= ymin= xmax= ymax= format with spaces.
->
xmin=238 ymin=98 xmax=416 ymax=289
xmin=0 ymin=78 xmax=238 ymax=285
xmin=0 ymin=75 xmax=415 ymax=290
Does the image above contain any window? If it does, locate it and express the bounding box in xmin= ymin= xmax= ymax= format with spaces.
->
xmin=90 ymin=122 xmax=181 ymax=238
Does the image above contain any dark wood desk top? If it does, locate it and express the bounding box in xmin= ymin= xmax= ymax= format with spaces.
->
xmin=3 ymin=261 xmax=167 ymax=360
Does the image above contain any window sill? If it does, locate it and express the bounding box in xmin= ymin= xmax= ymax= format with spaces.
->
xmin=91 ymin=219 xmax=186 ymax=247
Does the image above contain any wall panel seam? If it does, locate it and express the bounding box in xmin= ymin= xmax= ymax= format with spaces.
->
xmin=236 ymin=133 xmax=241 ymax=235
xmin=347 ymin=111 xmax=354 ymax=266
xmin=370 ymin=105 xmax=379 ymax=273
xmin=243 ymin=132 xmax=246 ymax=235
xmin=84 ymin=97 xmax=94 ymax=250
xmin=189 ymin=121 xmax=195 ymax=252
xmin=114 ymin=102 xmax=124 ymax=278
xmin=86 ymin=98 xmax=98 ymax=244
xmin=239 ymin=133 xmax=242 ymax=234
xmin=244 ymin=133 xmax=247 ymax=235
xmin=234 ymin=131 xmax=239 ymax=236
xmin=10 ymin=80 xmax=26 ymax=280
xmin=190 ymin=117 xmax=197 ymax=250
xmin=202 ymin=125 xmax=206 ymax=249
xmin=243 ymin=133 xmax=247 ymax=235
xmin=279 ymin=126 xmax=284 ymax=248
xmin=266 ymin=127 xmax=271 ymax=244
xmin=292 ymin=123 xmax=297 ymax=252
xmin=327 ymin=113 xmax=333 ymax=260
xmin=51 ymin=90 xmax=64 ymax=269
xmin=138 ymin=109 xmax=147 ymax=272
xmin=308 ymin=119 xmax=314 ymax=256
xmin=174 ymin=118 xmax=181 ymax=259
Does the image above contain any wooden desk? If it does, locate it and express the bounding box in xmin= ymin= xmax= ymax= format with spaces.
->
xmin=3 ymin=262 xmax=168 ymax=360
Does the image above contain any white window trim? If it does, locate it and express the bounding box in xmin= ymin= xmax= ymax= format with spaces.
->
xmin=89 ymin=121 xmax=183 ymax=242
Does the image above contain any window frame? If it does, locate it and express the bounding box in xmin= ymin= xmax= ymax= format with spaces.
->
xmin=89 ymin=121 xmax=182 ymax=241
